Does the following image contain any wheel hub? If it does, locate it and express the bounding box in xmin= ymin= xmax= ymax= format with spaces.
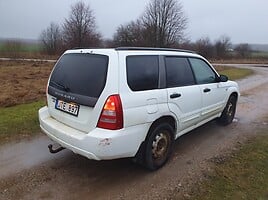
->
xmin=152 ymin=132 xmax=168 ymax=160
xmin=227 ymin=102 xmax=233 ymax=117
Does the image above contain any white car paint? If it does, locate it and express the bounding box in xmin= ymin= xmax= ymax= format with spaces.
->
xmin=39 ymin=48 xmax=239 ymax=161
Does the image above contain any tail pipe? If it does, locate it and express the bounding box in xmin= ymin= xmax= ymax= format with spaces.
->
xmin=48 ymin=144 xmax=65 ymax=154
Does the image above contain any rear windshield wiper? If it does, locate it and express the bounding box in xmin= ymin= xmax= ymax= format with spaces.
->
xmin=50 ymin=81 xmax=70 ymax=92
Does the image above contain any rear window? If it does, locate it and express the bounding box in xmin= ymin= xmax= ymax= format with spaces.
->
xmin=126 ymin=55 xmax=159 ymax=91
xmin=49 ymin=53 xmax=108 ymax=106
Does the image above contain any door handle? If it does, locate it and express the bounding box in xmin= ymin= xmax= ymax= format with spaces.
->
xmin=203 ymin=88 xmax=211 ymax=93
xmin=170 ymin=93 xmax=181 ymax=99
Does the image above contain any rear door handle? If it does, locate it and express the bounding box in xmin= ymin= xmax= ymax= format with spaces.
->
xmin=170 ymin=93 xmax=181 ymax=99
xmin=203 ymin=88 xmax=211 ymax=93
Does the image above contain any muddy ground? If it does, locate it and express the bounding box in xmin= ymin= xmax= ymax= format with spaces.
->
xmin=0 ymin=65 xmax=268 ymax=200
xmin=0 ymin=60 xmax=54 ymax=107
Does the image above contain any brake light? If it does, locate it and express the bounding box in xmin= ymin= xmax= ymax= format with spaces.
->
xmin=97 ymin=95 xmax=123 ymax=130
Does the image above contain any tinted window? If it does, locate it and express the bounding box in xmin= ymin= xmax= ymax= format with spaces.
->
xmin=49 ymin=53 xmax=108 ymax=98
xmin=127 ymin=56 xmax=159 ymax=91
xmin=189 ymin=58 xmax=216 ymax=84
xmin=165 ymin=57 xmax=195 ymax=87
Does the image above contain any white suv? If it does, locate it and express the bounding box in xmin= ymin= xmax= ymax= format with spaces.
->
xmin=39 ymin=47 xmax=239 ymax=170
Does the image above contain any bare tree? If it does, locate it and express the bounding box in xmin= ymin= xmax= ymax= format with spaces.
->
xmin=62 ymin=1 xmax=101 ymax=48
xmin=195 ymin=37 xmax=215 ymax=58
xmin=40 ymin=22 xmax=62 ymax=55
xmin=235 ymin=43 xmax=251 ymax=58
xmin=215 ymin=35 xmax=232 ymax=59
xmin=113 ymin=20 xmax=145 ymax=47
xmin=142 ymin=0 xmax=188 ymax=47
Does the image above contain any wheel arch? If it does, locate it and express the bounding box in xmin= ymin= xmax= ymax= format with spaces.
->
xmin=227 ymin=91 xmax=239 ymax=105
xmin=227 ymin=85 xmax=240 ymax=101
xmin=230 ymin=92 xmax=239 ymax=101
xmin=133 ymin=115 xmax=177 ymax=165
xmin=147 ymin=116 xmax=177 ymax=138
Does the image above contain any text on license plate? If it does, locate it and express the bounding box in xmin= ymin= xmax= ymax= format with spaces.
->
xmin=55 ymin=100 xmax=79 ymax=116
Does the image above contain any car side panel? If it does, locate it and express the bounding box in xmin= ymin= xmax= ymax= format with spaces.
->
xmin=199 ymin=82 xmax=228 ymax=119
xmin=118 ymin=52 xmax=169 ymax=131
xmin=167 ymin=85 xmax=202 ymax=136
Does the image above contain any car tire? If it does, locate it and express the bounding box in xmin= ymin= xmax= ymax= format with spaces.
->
xmin=218 ymin=95 xmax=237 ymax=126
xmin=144 ymin=123 xmax=174 ymax=171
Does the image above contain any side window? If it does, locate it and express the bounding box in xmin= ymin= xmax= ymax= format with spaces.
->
xmin=126 ymin=55 xmax=159 ymax=91
xmin=165 ymin=57 xmax=195 ymax=87
xmin=189 ymin=58 xmax=216 ymax=84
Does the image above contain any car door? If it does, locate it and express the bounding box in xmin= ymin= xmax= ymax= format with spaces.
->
xmin=188 ymin=58 xmax=227 ymax=119
xmin=119 ymin=54 xmax=168 ymax=128
xmin=165 ymin=56 xmax=202 ymax=136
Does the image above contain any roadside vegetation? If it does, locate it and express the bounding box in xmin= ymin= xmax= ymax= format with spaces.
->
xmin=0 ymin=60 xmax=54 ymax=107
xmin=214 ymin=65 xmax=254 ymax=80
xmin=0 ymin=60 xmax=53 ymax=143
xmin=0 ymin=101 xmax=44 ymax=144
xmin=184 ymin=128 xmax=268 ymax=200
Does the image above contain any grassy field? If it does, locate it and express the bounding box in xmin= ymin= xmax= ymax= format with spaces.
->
xmin=251 ymin=51 xmax=268 ymax=59
xmin=0 ymin=60 xmax=54 ymax=107
xmin=185 ymin=129 xmax=268 ymax=200
xmin=0 ymin=43 xmax=41 ymax=53
xmin=214 ymin=65 xmax=254 ymax=80
xmin=0 ymin=60 xmax=53 ymax=142
xmin=0 ymin=101 xmax=45 ymax=144
xmin=211 ymin=58 xmax=268 ymax=64
xmin=0 ymin=42 xmax=59 ymax=59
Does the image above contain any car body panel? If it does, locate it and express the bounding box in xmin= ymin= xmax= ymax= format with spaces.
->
xmin=39 ymin=48 xmax=240 ymax=161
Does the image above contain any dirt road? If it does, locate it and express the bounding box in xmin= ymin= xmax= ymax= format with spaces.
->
xmin=1 ymin=65 xmax=268 ymax=200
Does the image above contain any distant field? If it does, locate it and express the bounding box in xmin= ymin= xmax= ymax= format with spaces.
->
xmin=0 ymin=60 xmax=54 ymax=107
xmin=251 ymin=51 xmax=268 ymax=58
xmin=0 ymin=41 xmax=52 ymax=59
xmin=0 ymin=42 xmax=41 ymax=53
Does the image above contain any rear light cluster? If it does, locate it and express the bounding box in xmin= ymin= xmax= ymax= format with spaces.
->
xmin=97 ymin=95 xmax=123 ymax=130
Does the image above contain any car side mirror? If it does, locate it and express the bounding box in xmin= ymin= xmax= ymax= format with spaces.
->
xmin=217 ymin=74 xmax=228 ymax=82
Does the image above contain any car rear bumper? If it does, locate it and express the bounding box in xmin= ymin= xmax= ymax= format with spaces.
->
xmin=39 ymin=106 xmax=148 ymax=160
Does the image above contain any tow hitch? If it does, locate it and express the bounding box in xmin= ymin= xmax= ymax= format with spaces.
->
xmin=48 ymin=144 xmax=65 ymax=154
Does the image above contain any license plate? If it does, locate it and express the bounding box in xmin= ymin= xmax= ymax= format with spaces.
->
xmin=55 ymin=99 xmax=79 ymax=116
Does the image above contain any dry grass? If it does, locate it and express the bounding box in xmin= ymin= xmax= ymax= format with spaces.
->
xmin=214 ymin=65 xmax=253 ymax=80
xmin=186 ymin=131 xmax=268 ymax=200
xmin=211 ymin=59 xmax=268 ymax=64
xmin=0 ymin=60 xmax=54 ymax=107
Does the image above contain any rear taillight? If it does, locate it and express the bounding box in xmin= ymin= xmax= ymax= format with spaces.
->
xmin=97 ymin=95 xmax=123 ymax=130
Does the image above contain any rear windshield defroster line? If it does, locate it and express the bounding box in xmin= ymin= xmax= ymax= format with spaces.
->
xmin=48 ymin=53 xmax=109 ymax=107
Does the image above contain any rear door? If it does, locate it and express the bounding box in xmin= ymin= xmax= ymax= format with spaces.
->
xmin=118 ymin=54 xmax=167 ymax=128
xmin=47 ymin=52 xmax=114 ymax=133
xmin=188 ymin=58 xmax=227 ymax=119
xmin=165 ymin=56 xmax=202 ymax=134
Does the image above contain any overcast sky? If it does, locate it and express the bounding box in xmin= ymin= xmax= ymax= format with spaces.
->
xmin=0 ymin=0 xmax=267 ymax=44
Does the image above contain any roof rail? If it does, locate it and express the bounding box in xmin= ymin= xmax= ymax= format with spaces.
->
xmin=115 ymin=47 xmax=196 ymax=54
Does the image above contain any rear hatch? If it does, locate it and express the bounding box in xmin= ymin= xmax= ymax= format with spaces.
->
xmin=47 ymin=52 xmax=109 ymax=133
